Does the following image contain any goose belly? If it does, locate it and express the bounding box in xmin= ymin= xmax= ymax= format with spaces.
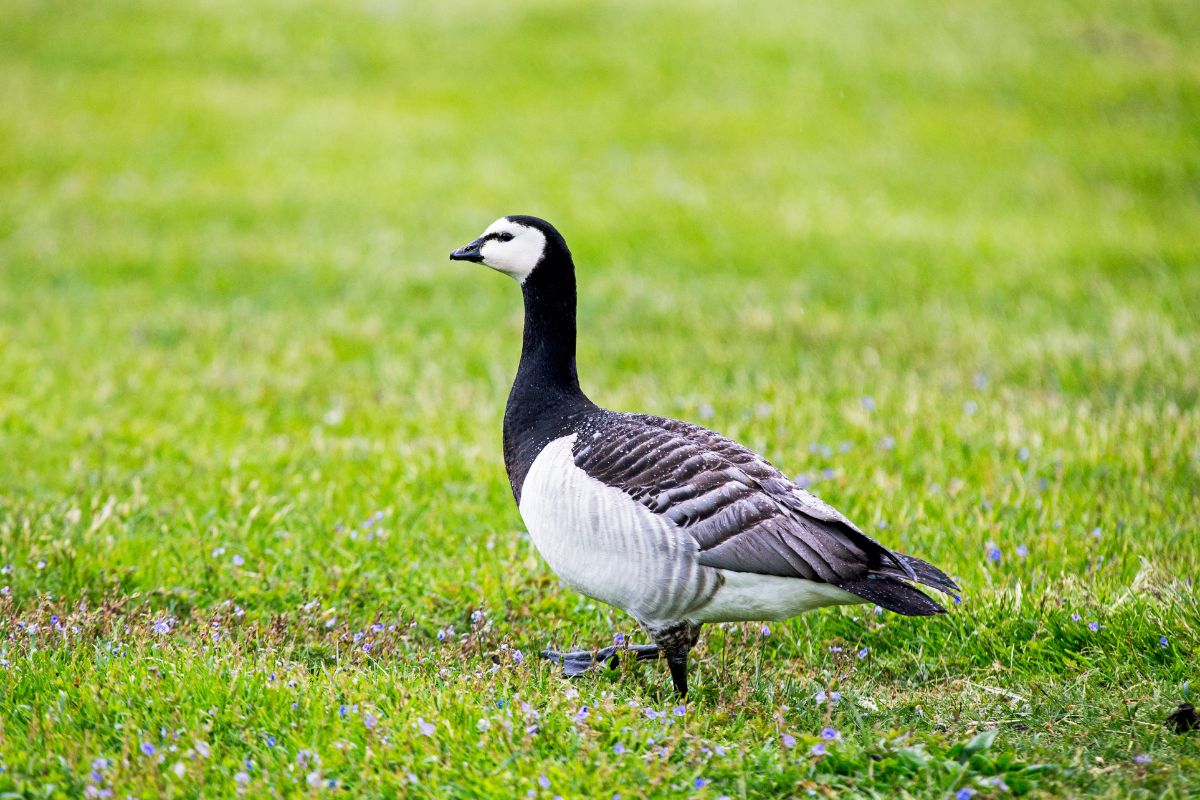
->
xmin=518 ymin=435 xmax=719 ymax=625
xmin=695 ymin=570 xmax=861 ymax=622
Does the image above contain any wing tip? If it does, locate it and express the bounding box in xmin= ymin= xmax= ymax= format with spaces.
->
xmin=840 ymin=575 xmax=949 ymax=617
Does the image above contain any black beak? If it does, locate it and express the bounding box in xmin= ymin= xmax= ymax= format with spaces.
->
xmin=449 ymin=237 xmax=485 ymax=263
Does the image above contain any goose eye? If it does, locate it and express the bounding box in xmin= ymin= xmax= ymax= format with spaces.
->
xmin=496 ymin=232 xmax=515 ymax=242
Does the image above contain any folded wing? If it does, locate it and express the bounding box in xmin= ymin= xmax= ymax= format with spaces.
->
xmin=572 ymin=412 xmax=956 ymax=615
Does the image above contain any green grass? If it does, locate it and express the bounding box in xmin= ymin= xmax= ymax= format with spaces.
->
xmin=1 ymin=0 xmax=1199 ymax=796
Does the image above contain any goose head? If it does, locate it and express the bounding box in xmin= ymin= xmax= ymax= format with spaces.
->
xmin=450 ymin=215 xmax=569 ymax=284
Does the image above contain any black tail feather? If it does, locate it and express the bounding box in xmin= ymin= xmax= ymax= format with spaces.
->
xmin=840 ymin=574 xmax=947 ymax=616
xmin=840 ymin=552 xmax=959 ymax=617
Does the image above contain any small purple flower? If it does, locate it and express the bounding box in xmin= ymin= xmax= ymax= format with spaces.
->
xmin=417 ymin=718 xmax=434 ymax=736
xmin=1133 ymin=754 xmax=1151 ymax=764
xmin=955 ymin=789 xmax=976 ymax=800
xmin=613 ymin=743 xmax=625 ymax=755
xmin=362 ymin=643 xmax=371 ymax=653
xmin=574 ymin=706 xmax=589 ymax=722
xmin=861 ymin=396 xmax=876 ymax=412
xmin=1088 ymin=621 xmax=1100 ymax=632
xmin=963 ymin=400 xmax=978 ymax=415
xmin=673 ymin=705 xmax=686 ymax=717
xmin=644 ymin=708 xmax=659 ymax=719
xmin=857 ymin=648 xmax=868 ymax=660
xmin=829 ymin=645 xmax=843 ymax=653
xmin=152 ymin=619 xmax=170 ymax=635
xmin=1071 ymin=612 xmax=1081 ymax=622
xmin=781 ymin=733 xmax=796 ymax=749
xmin=437 ymin=629 xmax=447 ymax=641
xmin=266 ymin=735 xmax=276 ymax=747
xmin=714 ymin=745 xmax=726 ymax=757
xmin=364 ymin=713 xmax=377 ymax=729
xmin=810 ymin=743 xmax=826 ymax=756
xmin=513 ymin=649 xmax=524 ymax=664
xmin=985 ymin=543 xmax=1001 ymax=563
xmin=760 ymin=624 xmax=770 ymax=637
xmin=694 ymin=777 xmax=708 ymax=789
xmin=820 ymin=727 xmax=838 ymax=741
xmin=1017 ymin=447 xmax=1029 ymax=462
xmin=879 ymin=435 xmax=895 ymax=451
xmin=614 ymin=632 xmax=625 ymax=645
xmin=1015 ymin=544 xmax=1028 ymax=557
xmin=538 ymin=775 xmax=551 ymax=789
xmin=140 ymin=743 xmax=155 ymax=756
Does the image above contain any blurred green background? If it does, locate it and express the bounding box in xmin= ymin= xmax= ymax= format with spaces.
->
xmin=1 ymin=0 xmax=1198 ymax=797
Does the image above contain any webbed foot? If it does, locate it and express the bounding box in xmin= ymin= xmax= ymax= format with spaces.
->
xmin=540 ymin=643 xmax=661 ymax=676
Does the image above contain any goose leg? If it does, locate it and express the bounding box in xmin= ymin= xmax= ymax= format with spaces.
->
xmin=540 ymin=643 xmax=661 ymax=676
xmin=643 ymin=621 xmax=703 ymax=698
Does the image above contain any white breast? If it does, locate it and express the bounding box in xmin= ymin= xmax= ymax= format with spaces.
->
xmin=518 ymin=435 xmax=719 ymax=626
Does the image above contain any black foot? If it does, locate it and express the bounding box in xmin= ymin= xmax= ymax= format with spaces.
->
xmin=540 ymin=644 xmax=660 ymax=676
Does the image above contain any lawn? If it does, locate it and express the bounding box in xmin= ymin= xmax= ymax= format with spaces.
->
xmin=1 ymin=0 xmax=1198 ymax=796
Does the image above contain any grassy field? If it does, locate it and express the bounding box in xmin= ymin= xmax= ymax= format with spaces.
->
xmin=2 ymin=0 xmax=1199 ymax=796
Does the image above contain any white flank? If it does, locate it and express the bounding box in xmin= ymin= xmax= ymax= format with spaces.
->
xmin=519 ymin=435 xmax=865 ymax=626
xmin=479 ymin=217 xmax=546 ymax=283
xmin=693 ymin=571 xmax=859 ymax=623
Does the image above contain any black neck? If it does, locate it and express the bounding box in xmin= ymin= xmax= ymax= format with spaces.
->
xmin=516 ymin=270 xmax=580 ymax=394
xmin=503 ymin=249 xmax=597 ymax=499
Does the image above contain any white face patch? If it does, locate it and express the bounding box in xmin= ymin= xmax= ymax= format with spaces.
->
xmin=478 ymin=218 xmax=547 ymax=283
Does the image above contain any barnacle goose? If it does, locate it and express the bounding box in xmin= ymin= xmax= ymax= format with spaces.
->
xmin=451 ymin=216 xmax=958 ymax=697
